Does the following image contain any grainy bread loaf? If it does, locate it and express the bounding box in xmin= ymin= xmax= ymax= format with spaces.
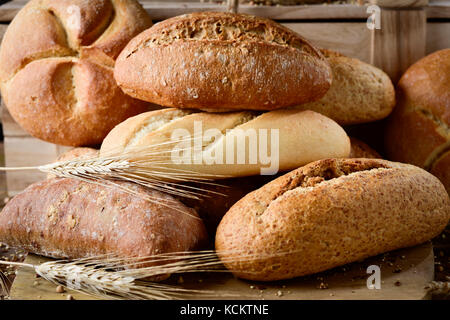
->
xmin=349 ymin=137 xmax=381 ymax=159
xmin=215 ymin=158 xmax=450 ymax=281
xmin=114 ymin=12 xmax=332 ymax=111
xmin=385 ymin=49 xmax=450 ymax=193
xmin=0 ymin=0 xmax=153 ymax=146
xmin=293 ymin=50 xmax=395 ymax=125
xmin=0 ymin=178 xmax=208 ymax=265
xmin=100 ymin=108 xmax=351 ymax=179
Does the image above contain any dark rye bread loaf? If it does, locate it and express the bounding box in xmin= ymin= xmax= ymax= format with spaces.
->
xmin=114 ymin=12 xmax=332 ymax=111
xmin=215 ymin=158 xmax=450 ymax=281
xmin=0 ymin=178 xmax=208 ymax=263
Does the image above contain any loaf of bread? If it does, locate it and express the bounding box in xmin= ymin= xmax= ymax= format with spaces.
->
xmin=0 ymin=0 xmax=153 ymax=146
xmin=114 ymin=12 xmax=332 ymax=111
xmin=0 ymin=178 xmax=208 ymax=266
xmin=100 ymin=108 xmax=351 ymax=179
xmin=293 ymin=50 xmax=395 ymax=125
xmin=385 ymin=49 xmax=450 ymax=193
xmin=215 ymin=158 xmax=450 ymax=281
xmin=349 ymin=137 xmax=381 ymax=159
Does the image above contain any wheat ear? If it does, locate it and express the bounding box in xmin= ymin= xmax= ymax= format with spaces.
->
xmin=0 ymin=255 xmax=236 ymax=300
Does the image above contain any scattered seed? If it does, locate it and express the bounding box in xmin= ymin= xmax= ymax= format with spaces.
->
xmin=394 ymin=281 xmax=401 ymax=286
xmin=66 ymin=294 xmax=74 ymax=300
xmin=318 ymin=282 xmax=329 ymax=290
xmin=276 ymin=290 xmax=283 ymax=297
xmin=56 ymin=285 xmax=65 ymax=293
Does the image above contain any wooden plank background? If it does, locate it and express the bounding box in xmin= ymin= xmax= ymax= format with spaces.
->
xmin=0 ymin=0 xmax=448 ymax=21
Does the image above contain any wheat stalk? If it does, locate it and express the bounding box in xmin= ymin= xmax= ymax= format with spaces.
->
xmin=0 ymin=243 xmax=325 ymax=300
xmin=0 ymin=244 xmax=311 ymax=300
xmin=0 ymin=251 xmax=237 ymax=300
xmin=0 ymin=137 xmax=229 ymax=202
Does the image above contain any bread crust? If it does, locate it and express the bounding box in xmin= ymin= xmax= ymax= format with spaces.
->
xmin=0 ymin=0 xmax=153 ymax=146
xmin=100 ymin=108 xmax=351 ymax=179
xmin=349 ymin=137 xmax=381 ymax=159
xmin=0 ymin=178 xmax=208 ymax=262
xmin=293 ymin=49 xmax=395 ymax=125
xmin=385 ymin=49 xmax=450 ymax=191
xmin=114 ymin=12 xmax=332 ymax=111
xmin=215 ymin=158 xmax=450 ymax=281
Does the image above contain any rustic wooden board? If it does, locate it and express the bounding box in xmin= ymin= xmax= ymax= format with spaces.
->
xmin=371 ymin=8 xmax=427 ymax=83
xmin=427 ymin=22 xmax=450 ymax=54
xmin=285 ymin=23 xmax=371 ymax=63
xmin=3 ymin=136 xmax=71 ymax=196
xmin=10 ymin=242 xmax=434 ymax=300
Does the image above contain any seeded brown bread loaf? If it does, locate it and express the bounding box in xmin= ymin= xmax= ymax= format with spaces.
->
xmin=215 ymin=158 xmax=450 ymax=281
xmin=100 ymin=108 xmax=351 ymax=179
xmin=293 ymin=50 xmax=395 ymax=125
xmin=114 ymin=12 xmax=332 ymax=111
xmin=0 ymin=178 xmax=208 ymax=264
xmin=0 ymin=0 xmax=153 ymax=146
xmin=385 ymin=49 xmax=450 ymax=193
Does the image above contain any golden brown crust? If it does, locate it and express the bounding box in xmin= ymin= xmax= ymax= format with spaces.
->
xmin=215 ymin=158 xmax=450 ymax=281
xmin=100 ymin=108 xmax=351 ymax=179
xmin=430 ymin=150 xmax=450 ymax=194
xmin=293 ymin=49 xmax=396 ymax=125
xmin=385 ymin=49 xmax=450 ymax=191
xmin=0 ymin=178 xmax=208 ymax=261
xmin=349 ymin=137 xmax=381 ymax=159
xmin=0 ymin=0 xmax=153 ymax=146
xmin=54 ymin=147 xmax=99 ymax=163
xmin=114 ymin=12 xmax=332 ymax=111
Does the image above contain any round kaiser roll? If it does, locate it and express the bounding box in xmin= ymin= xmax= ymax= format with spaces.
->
xmin=293 ymin=50 xmax=395 ymax=125
xmin=0 ymin=0 xmax=153 ymax=146
xmin=385 ymin=49 xmax=450 ymax=193
xmin=215 ymin=158 xmax=450 ymax=281
xmin=114 ymin=12 xmax=332 ymax=111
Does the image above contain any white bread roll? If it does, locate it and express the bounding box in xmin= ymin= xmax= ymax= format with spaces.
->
xmin=100 ymin=108 xmax=350 ymax=179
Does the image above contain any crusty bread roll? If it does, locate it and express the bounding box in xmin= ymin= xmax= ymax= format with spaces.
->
xmin=385 ymin=49 xmax=450 ymax=193
xmin=215 ymin=158 xmax=450 ymax=281
xmin=0 ymin=0 xmax=153 ymax=146
xmin=0 ymin=178 xmax=208 ymax=266
xmin=293 ymin=50 xmax=395 ymax=125
xmin=114 ymin=12 xmax=332 ymax=111
xmin=349 ymin=137 xmax=381 ymax=159
xmin=100 ymin=108 xmax=351 ymax=179
xmin=54 ymin=147 xmax=99 ymax=163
